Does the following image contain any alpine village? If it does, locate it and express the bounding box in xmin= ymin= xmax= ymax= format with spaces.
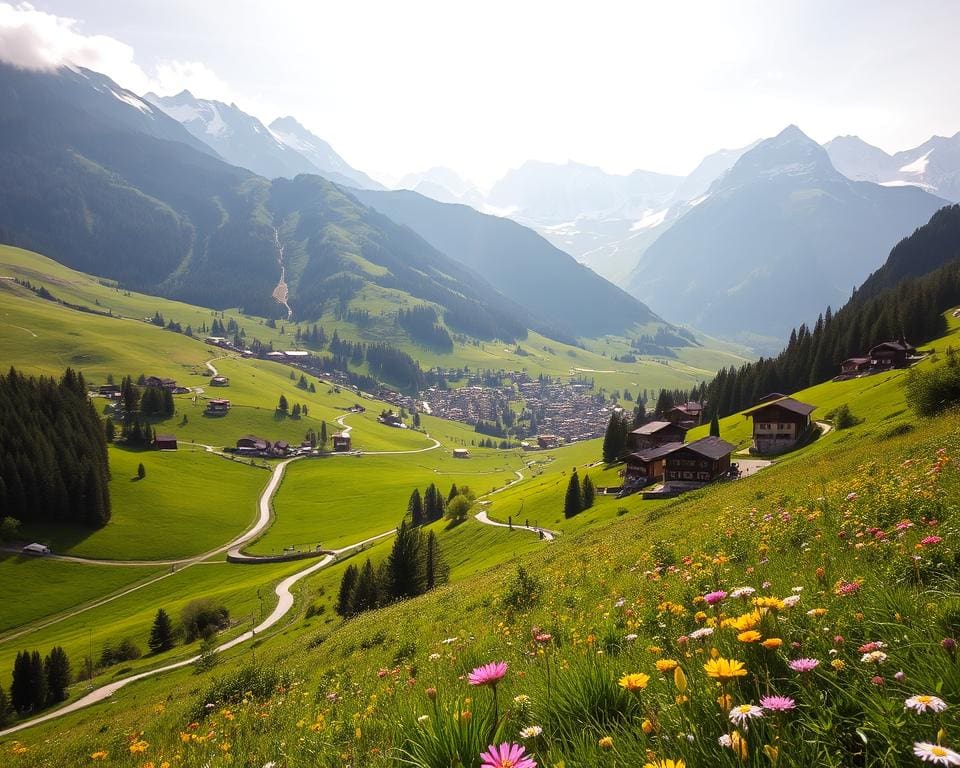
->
xmin=2 ymin=5 xmax=960 ymax=768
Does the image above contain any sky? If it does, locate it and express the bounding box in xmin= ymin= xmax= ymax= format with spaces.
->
xmin=3 ymin=1 xmax=960 ymax=189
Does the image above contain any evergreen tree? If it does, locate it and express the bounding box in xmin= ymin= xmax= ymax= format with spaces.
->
xmin=137 ymin=462 xmax=146 ymax=480
xmin=581 ymin=474 xmax=595 ymax=509
xmin=447 ymin=483 xmax=459 ymax=502
xmin=564 ymin=470 xmax=583 ymax=519
xmin=709 ymin=413 xmax=720 ymax=437
xmin=0 ymin=685 xmax=11 ymax=727
xmin=320 ymin=421 xmax=328 ymax=448
xmin=602 ymin=412 xmax=627 ymax=463
xmin=277 ymin=394 xmax=289 ymax=414
xmin=43 ymin=647 xmax=70 ymax=703
xmin=10 ymin=650 xmax=32 ymax=713
xmin=407 ymin=488 xmax=424 ymax=525
xmin=27 ymin=650 xmax=47 ymax=712
xmin=386 ymin=521 xmax=424 ymax=600
xmin=424 ymin=530 xmax=449 ymax=590
xmin=349 ymin=559 xmax=381 ymax=614
xmin=148 ymin=609 xmax=175 ymax=653
xmin=335 ymin=564 xmax=359 ymax=617
xmin=104 ymin=418 xmax=115 ymax=442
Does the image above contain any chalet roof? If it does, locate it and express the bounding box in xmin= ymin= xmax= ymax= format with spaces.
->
xmin=843 ymin=357 xmax=871 ymax=364
xmin=673 ymin=436 xmax=736 ymax=460
xmin=870 ymin=340 xmax=914 ymax=353
xmin=631 ymin=420 xmax=685 ymax=436
xmin=669 ymin=401 xmax=703 ymax=414
xmin=627 ymin=442 xmax=684 ymax=463
xmin=756 ymin=392 xmax=787 ymax=404
xmin=742 ymin=396 xmax=816 ymax=418
xmin=155 ymin=434 xmax=176 ymax=442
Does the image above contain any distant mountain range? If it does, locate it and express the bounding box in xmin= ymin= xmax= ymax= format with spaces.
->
xmin=144 ymin=91 xmax=383 ymax=189
xmin=625 ymin=126 xmax=947 ymax=346
xmin=0 ymin=61 xmax=668 ymax=347
xmin=396 ymin=167 xmax=484 ymax=208
xmin=825 ymin=133 xmax=960 ymax=202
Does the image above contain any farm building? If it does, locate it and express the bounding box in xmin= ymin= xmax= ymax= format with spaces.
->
xmin=452 ymin=448 xmax=470 ymax=459
xmin=627 ymin=420 xmax=687 ymax=451
xmin=154 ymin=434 xmax=178 ymax=450
xmin=665 ymin=401 xmax=704 ymax=428
xmin=206 ymin=398 xmax=231 ymax=414
xmin=145 ymin=376 xmax=177 ymax=390
xmin=869 ymin=338 xmax=917 ymax=369
xmin=210 ymin=375 xmax=230 ymax=387
xmin=743 ymin=396 xmax=816 ymax=454
xmin=332 ymin=433 xmax=351 ymax=452
xmin=237 ymin=435 xmax=270 ymax=452
xmin=663 ymin=436 xmax=735 ymax=484
xmin=537 ymin=434 xmax=562 ymax=449
xmin=623 ymin=442 xmax=682 ymax=488
xmin=840 ymin=357 xmax=872 ymax=376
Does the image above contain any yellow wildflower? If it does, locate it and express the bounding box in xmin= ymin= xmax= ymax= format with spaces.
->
xmin=704 ymin=657 xmax=748 ymax=682
xmin=619 ymin=672 xmax=651 ymax=692
xmin=655 ymin=659 xmax=679 ymax=673
xmin=90 ymin=751 xmax=108 ymax=760
xmin=598 ymin=736 xmax=614 ymax=750
xmin=737 ymin=630 xmax=762 ymax=643
xmin=761 ymin=638 xmax=783 ymax=650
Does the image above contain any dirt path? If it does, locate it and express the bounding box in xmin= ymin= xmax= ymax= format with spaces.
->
xmin=332 ymin=413 xmax=440 ymax=455
xmin=0 ymin=529 xmax=396 ymax=737
xmin=474 ymin=508 xmax=556 ymax=541
xmin=816 ymin=420 xmax=833 ymax=436
xmin=271 ymin=227 xmax=292 ymax=320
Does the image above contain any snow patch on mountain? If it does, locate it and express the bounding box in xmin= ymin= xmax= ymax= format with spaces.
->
xmin=630 ymin=208 xmax=668 ymax=230
xmin=899 ymin=149 xmax=932 ymax=175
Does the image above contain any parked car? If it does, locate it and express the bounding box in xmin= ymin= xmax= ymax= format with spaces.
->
xmin=22 ymin=542 xmax=51 ymax=556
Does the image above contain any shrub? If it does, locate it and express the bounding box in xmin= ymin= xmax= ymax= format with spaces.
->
xmin=192 ymin=664 xmax=288 ymax=720
xmin=181 ymin=599 xmax=230 ymax=643
xmin=99 ymin=638 xmax=141 ymax=668
xmin=0 ymin=516 xmax=20 ymax=542
xmin=906 ymin=346 xmax=960 ymax=415
xmin=445 ymin=495 xmax=472 ymax=524
xmin=825 ymin=403 xmax=861 ymax=429
xmin=502 ymin=565 xmax=543 ymax=611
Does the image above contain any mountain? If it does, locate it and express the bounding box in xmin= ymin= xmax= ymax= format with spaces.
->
xmin=669 ymin=141 xmax=759 ymax=203
xmin=397 ymin=167 xmax=482 ymax=206
xmin=269 ymin=116 xmax=384 ymax=190
xmin=349 ymin=188 xmax=664 ymax=338
xmin=626 ymin=125 xmax=948 ymax=346
xmin=0 ymin=61 xmax=555 ymax=343
xmin=825 ymin=133 xmax=960 ymax=201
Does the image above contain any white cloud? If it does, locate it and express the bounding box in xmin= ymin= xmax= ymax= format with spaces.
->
xmin=0 ymin=3 xmax=268 ymax=114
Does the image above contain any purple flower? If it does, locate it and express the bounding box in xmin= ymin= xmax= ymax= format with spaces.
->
xmin=480 ymin=742 xmax=538 ymax=768
xmin=704 ymin=590 xmax=728 ymax=606
xmin=469 ymin=662 xmax=508 ymax=687
xmin=789 ymin=658 xmax=820 ymax=673
xmin=760 ymin=695 xmax=796 ymax=712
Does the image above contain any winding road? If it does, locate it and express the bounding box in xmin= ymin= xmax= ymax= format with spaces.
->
xmin=474 ymin=509 xmax=556 ymax=541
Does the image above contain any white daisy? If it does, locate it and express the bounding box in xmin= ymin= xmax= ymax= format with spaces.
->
xmin=905 ymin=695 xmax=948 ymax=714
xmin=728 ymin=704 xmax=764 ymax=729
xmin=913 ymin=742 xmax=960 ymax=765
xmin=520 ymin=725 xmax=543 ymax=739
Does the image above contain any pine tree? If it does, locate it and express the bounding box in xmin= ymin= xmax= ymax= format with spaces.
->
xmin=407 ymin=488 xmax=424 ymax=525
xmin=709 ymin=413 xmax=720 ymax=437
xmin=43 ymin=647 xmax=71 ymax=703
xmin=349 ymin=559 xmax=380 ymax=614
xmin=320 ymin=421 xmax=328 ymax=448
xmin=277 ymin=394 xmax=289 ymax=414
xmin=424 ymin=530 xmax=449 ymax=590
xmin=148 ymin=608 xmax=175 ymax=653
xmin=564 ymin=470 xmax=583 ymax=519
xmin=0 ymin=685 xmax=11 ymax=727
xmin=137 ymin=462 xmax=146 ymax=480
xmin=602 ymin=412 xmax=624 ymax=463
xmin=335 ymin=564 xmax=359 ymax=617
xmin=27 ymin=650 xmax=47 ymax=712
xmin=581 ymin=474 xmax=595 ymax=509
xmin=386 ymin=521 xmax=424 ymax=600
xmin=447 ymin=483 xmax=459 ymax=502
xmin=10 ymin=650 xmax=32 ymax=713
xmin=104 ymin=419 xmax=115 ymax=442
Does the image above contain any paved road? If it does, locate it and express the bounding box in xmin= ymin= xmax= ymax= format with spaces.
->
xmin=474 ymin=509 xmax=556 ymax=541
xmin=332 ymin=413 xmax=441 ymax=455
xmin=0 ymin=526 xmax=394 ymax=737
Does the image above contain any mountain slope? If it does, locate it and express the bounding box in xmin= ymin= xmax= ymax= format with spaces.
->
xmin=350 ymin=187 xmax=665 ymax=337
xmin=626 ymin=125 xmax=947 ymax=345
xmin=269 ymin=116 xmax=384 ymax=190
xmin=825 ymin=133 xmax=960 ymax=201
xmin=0 ymin=61 xmax=549 ymax=342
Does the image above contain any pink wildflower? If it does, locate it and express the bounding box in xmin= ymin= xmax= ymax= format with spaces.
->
xmin=469 ymin=662 xmax=508 ymax=687
xmin=921 ymin=536 xmax=943 ymax=546
xmin=704 ymin=590 xmax=728 ymax=605
xmin=480 ymin=742 xmax=537 ymax=768
xmin=789 ymin=658 xmax=820 ymax=673
xmin=760 ymin=695 xmax=796 ymax=712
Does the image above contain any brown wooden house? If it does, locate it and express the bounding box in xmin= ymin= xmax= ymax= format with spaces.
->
xmin=663 ymin=436 xmax=734 ymax=484
xmin=666 ymin=401 xmax=704 ymax=428
xmin=743 ymin=396 xmax=815 ymax=454
xmin=628 ymin=421 xmax=687 ymax=451
xmin=237 ymin=435 xmax=270 ymax=452
xmin=154 ymin=434 xmax=178 ymax=450
xmin=840 ymin=357 xmax=872 ymax=376
xmin=332 ymin=433 xmax=351 ymax=452
xmin=206 ymin=398 xmax=231 ymax=415
xmin=623 ymin=442 xmax=683 ymax=488
xmin=869 ymin=338 xmax=916 ymax=369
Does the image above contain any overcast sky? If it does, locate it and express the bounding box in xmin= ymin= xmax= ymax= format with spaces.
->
xmin=4 ymin=1 xmax=960 ymax=188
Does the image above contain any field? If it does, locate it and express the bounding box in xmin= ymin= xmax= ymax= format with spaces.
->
xmin=18 ymin=446 xmax=269 ymax=560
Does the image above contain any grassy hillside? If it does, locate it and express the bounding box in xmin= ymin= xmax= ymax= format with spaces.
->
xmin=5 ymin=312 xmax=958 ymax=766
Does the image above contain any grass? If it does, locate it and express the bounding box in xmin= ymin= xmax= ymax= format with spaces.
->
xmin=0 ymin=558 xmax=162 ymax=635
xmin=255 ymin=450 xmax=524 ymax=553
xmin=17 ymin=446 xmax=269 ymax=560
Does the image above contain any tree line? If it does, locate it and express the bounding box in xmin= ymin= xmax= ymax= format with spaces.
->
xmin=563 ymin=468 xmax=596 ymax=518
xmin=0 ymin=367 xmax=111 ymax=527
xmin=398 ymin=305 xmax=454 ymax=352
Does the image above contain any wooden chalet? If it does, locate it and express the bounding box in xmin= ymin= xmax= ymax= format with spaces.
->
xmin=206 ymin=398 xmax=231 ymax=415
xmin=623 ymin=442 xmax=683 ymax=488
xmin=840 ymin=357 xmax=872 ymax=376
xmin=332 ymin=433 xmax=351 ymax=452
xmin=452 ymin=448 xmax=470 ymax=459
xmin=743 ymin=396 xmax=816 ymax=454
xmin=237 ymin=435 xmax=270 ymax=452
xmin=210 ymin=375 xmax=230 ymax=387
xmin=663 ymin=436 xmax=735 ymax=484
xmin=154 ymin=434 xmax=178 ymax=450
xmin=666 ymin=401 xmax=704 ymax=428
xmin=145 ymin=376 xmax=177 ymax=390
xmin=869 ymin=338 xmax=916 ymax=369
xmin=628 ymin=420 xmax=687 ymax=451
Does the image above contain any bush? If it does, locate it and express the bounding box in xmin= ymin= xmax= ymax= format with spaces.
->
xmin=0 ymin=516 xmax=20 ymax=542
xmin=99 ymin=638 xmax=141 ymax=668
xmin=825 ymin=404 xmax=861 ymax=430
xmin=445 ymin=495 xmax=472 ymax=524
xmin=502 ymin=565 xmax=543 ymax=611
xmin=906 ymin=347 xmax=960 ymax=416
xmin=181 ymin=599 xmax=230 ymax=643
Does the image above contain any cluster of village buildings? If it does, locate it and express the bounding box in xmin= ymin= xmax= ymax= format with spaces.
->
xmin=838 ymin=338 xmax=919 ymax=379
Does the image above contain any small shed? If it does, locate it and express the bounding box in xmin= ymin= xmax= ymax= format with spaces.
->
xmin=206 ymin=398 xmax=231 ymax=414
xmin=332 ymin=433 xmax=351 ymax=452
xmin=210 ymin=376 xmax=230 ymax=387
xmin=155 ymin=434 xmax=178 ymax=450
xmin=453 ymin=448 xmax=470 ymax=459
